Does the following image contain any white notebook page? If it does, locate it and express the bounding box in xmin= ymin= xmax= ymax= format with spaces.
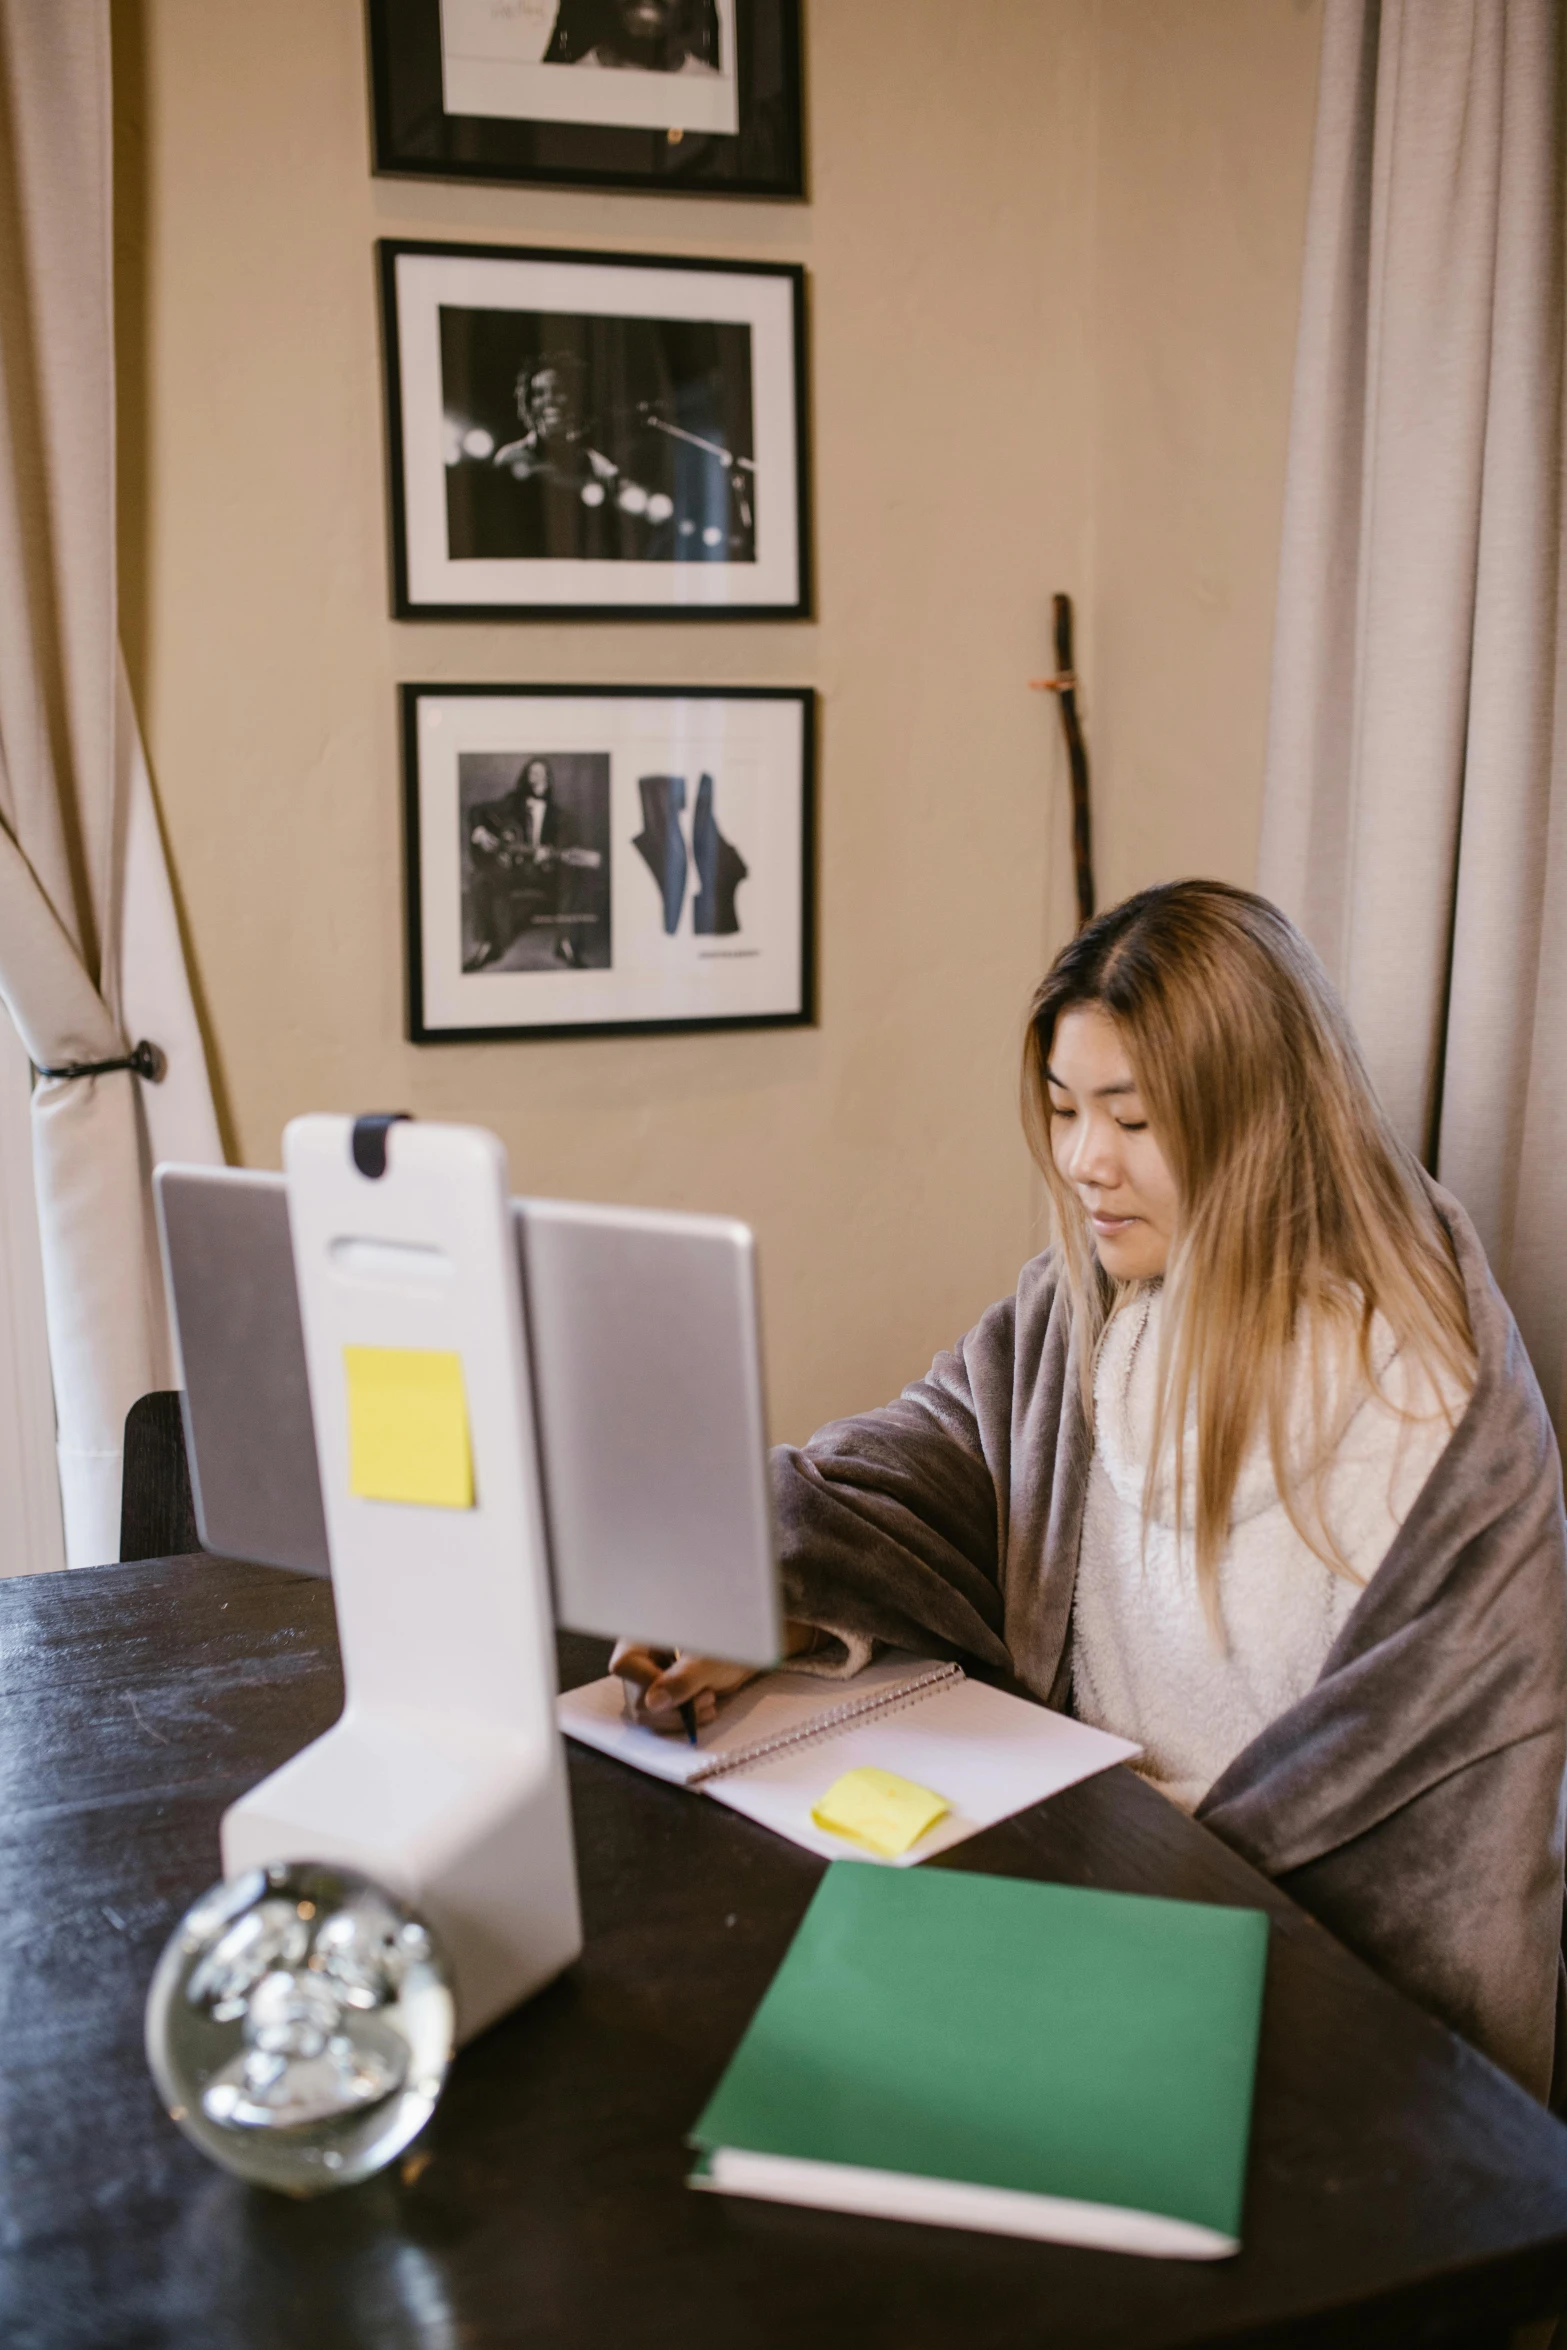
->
xmin=557 ymin=1652 xmax=952 ymax=1787
xmin=559 ymin=1659 xmax=1139 ymax=1863
xmin=708 ymin=1676 xmax=1139 ymax=1864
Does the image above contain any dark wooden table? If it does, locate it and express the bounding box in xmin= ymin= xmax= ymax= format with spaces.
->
xmin=3 ymin=1555 xmax=1567 ymax=2350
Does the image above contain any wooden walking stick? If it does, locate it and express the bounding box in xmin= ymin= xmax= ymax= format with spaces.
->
xmin=1030 ymin=592 xmax=1095 ymax=928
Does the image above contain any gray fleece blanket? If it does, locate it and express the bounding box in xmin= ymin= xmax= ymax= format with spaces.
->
xmin=773 ymin=1188 xmax=1567 ymax=2099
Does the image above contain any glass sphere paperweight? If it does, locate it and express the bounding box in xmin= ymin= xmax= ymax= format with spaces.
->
xmin=145 ymin=1860 xmax=456 ymax=2195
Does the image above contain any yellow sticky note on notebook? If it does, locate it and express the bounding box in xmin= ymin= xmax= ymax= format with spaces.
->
xmin=811 ymin=1766 xmax=951 ymax=1859
xmin=344 ymin=1346 xmax=473 ymax=1509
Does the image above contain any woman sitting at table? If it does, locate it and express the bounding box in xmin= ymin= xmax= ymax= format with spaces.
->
xmin=614 ymin=881 xmax=1567 ymax=2101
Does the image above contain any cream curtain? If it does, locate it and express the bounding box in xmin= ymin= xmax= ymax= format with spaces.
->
xmin=0 ymin=0 xmax=221 ymax=1567
xmin=1260 ymin=0 xmax=1567 ymax=1426
xmin=0 ymin=1001 xmax=63 ymax=1576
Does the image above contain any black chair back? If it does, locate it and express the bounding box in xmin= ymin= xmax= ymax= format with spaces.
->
xmin=119 ymin=1392 xmax=200 ymax=1562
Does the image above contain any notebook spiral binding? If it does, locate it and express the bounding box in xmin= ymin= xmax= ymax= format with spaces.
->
xmin=688 ymin=1662 xmax=965 ymax=1788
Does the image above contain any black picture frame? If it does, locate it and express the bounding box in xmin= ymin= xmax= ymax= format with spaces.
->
xmin=403 ymin=682 xmax=816 ymax=1042
xmin=366 ymin=0 xmax=804 ymax=199
xmin=380 ymin=239 xmax=811 ymax=622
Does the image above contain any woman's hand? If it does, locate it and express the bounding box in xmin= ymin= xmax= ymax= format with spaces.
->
xmin=610 ymin=1621 xmax=823 ymax=1735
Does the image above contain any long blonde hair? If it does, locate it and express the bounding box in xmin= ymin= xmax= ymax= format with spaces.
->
xmin=1021 ymin=881 xmax=1475 ymax=1603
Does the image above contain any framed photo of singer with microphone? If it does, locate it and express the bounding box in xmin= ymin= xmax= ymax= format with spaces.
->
xmin=403 ymin=683 xmax=815 ymax=1041
xmin=380 ymin=241 xmax=810 ymax=619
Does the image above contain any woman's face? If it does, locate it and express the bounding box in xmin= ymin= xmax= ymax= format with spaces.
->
xmin=1046 ymin=1004 xmax=1180 ymax=1281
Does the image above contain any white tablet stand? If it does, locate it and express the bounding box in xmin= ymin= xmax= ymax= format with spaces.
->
xmin=220 ymin=1114 xmax=581 ymax=2042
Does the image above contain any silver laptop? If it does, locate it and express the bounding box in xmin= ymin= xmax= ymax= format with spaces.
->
xmin=154 ymin=1165 xmax=781 ymax=1664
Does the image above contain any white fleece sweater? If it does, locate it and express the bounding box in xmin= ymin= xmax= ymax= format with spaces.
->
xmin=1071 ymin=1286 xmax=1467 ymax=1812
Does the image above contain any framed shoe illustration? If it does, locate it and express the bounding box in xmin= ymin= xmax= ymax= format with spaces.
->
xmin=402 ymin=683 xmax=815 ymax=1041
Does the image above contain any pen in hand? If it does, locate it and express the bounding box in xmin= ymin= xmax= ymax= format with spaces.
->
xmin=615 ymin=1645 xmax=702 ymax=1742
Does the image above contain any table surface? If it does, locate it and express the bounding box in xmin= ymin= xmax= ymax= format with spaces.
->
xmin=2 ymin=1555 xmax=1566 ymax=2350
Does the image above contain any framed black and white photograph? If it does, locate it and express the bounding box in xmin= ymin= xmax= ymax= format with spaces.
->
xmin=404 ymin=684 xmax=814 ymax=1040
xmin=366 ymin=0 xmax=804 ymax=201
xmin=380 ymin=241 xmax=809 ymax=619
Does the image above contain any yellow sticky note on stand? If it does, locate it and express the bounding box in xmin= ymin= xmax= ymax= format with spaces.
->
xmin=344 ymin=1346 xmax=474 ymax=1509
xmin=811 ymin=1766 xmax=951 ymax=1859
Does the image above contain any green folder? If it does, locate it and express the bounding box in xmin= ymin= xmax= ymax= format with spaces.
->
xmin=690 ymin=1862 xmax=1269 ymax=2259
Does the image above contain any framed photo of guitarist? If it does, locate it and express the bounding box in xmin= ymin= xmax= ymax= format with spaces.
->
xmin=403 ymin=683 xmax=814 ymax=1040
xmin=462 ymin=752 xmax=612 ymax=973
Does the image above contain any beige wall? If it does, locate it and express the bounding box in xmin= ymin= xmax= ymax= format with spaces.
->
xmin=1088 ymin=0 xmax=1323 ymax=902
xmin=113 ymin=0 xmax=1319 ymax=1443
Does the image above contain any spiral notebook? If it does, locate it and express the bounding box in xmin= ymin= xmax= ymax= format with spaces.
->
xmin=558 ymin=1652 xmax=1139 ymax=1864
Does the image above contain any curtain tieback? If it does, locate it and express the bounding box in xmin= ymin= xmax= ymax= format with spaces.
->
xmin=32 ymin=1039 xmax=167 ymax=1084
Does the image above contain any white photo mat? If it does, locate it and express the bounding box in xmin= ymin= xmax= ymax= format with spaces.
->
xmin=386 ymin=243 xmax=805 ymax=615
xmin=438 ymin=0 xmax=740 ymax=135
xmin=408 ymin=689 xmax=811 ymax=1037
